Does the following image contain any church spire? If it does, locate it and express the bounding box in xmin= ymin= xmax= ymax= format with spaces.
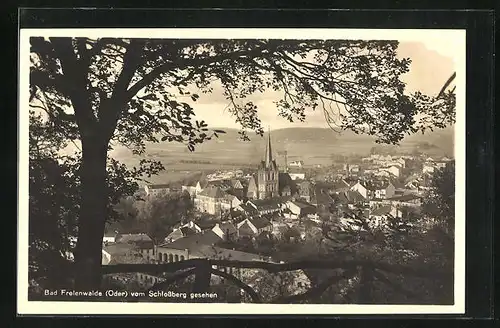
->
xmin=265 ymin=126 xmax=273 ymax=167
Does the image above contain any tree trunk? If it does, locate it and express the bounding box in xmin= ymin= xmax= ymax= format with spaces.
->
xmin=357 ymin=265 xmax=374 ymax=304
xmin=192 ymin=260 xmax=211 ymax=300
xmin=73 ymin=136 xmax=109 ymax=290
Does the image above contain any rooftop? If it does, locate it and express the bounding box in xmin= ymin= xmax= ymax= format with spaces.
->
xmin=198 ymin=186 xmax=226 ymax=198
xmin=147 ymin=184 xmax=170 ymax=189
xmin=193 ymin=245 xmax=272 ymax=262
xmin=370 ymin=205 xmax=393 ymax=216
xmin=386 ymin=194 xmax=422 ymax=202
xmin=249 ymin=217 xmax=272 ymax=229
xmin=159 ymin=230 xmax=223 ymax=251
xmin=248 ymin=198 xmax=284 ymax=210
xmin=116 ymin=233 xmax=152 ymax=243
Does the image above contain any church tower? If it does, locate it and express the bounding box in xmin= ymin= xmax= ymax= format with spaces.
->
xmin=257 ymin=128 xmax=279 ymax=199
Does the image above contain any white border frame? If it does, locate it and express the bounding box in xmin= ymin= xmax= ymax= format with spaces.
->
xmin=17 ymin=28 xmax=466 ymax=315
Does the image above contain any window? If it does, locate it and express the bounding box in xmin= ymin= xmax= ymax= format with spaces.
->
xmin=163 ymin=253 xmax=168 ymax=262
xmin=174 ymin=254 xmax=179 ymax=262
xmin=168 ymin=254 xmax=174 ymax=262
xmin=180 ymin=255 xmax=185 ymax=261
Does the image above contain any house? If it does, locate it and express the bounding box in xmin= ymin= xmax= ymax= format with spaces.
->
xmin=349 ymin=181 xmax=370 ymax=199
xmin=288 ymin=172 xmax=306 ymax=181
xmin=101 ymin=249 xmax=112 ymax=265
xmin=144 ymin=184 xmax=170 ymax=197
xmin=116 ymin=233 xmax=153 ymax=244
xmin=332 ymin=190 xmax=369 ymax=211
xmin=223 ymin=194 xmax=243 ymax=210
xmin=369 ymin=205 xmax=403 ymax=228
xmin=345 ymin=164 xmax=360 ymax=174
xmin=165 ymin=221 xmax=202 ymax=243
xmin=194 ymin=186 xmax=227 ymax=215
xmin=404 ymin=173 xmax=433 ymax=193
xmin=114 ymin=233 xmax=155 ymax=260
xmin=380 ymin=165 xmax=401 ymax=178
xmin=422 ymin=163 xmax=436 ymax=174
xmin=156 ymin=230 xmax=223 ymax=263
xmin=228 ymin=179 xmax=245 ymax=198
xmin=247 ymin=198 xmax=283 ymax=215
xmin=382 ymin=194 xmax=423 ymax=208
xmin=102 ymin=242 xmax=149 ymax=265
xmin=330 ymin=179 xmax=351 ymax=194
xmin=103 ymin=231 xmax=118 ymax=244
xmin=289 ymin=160 xmax=304 ymax=168
xmin=283 ymin=200 xmax=317 ymax=219
xmin=212 ymin=222 xmax=238 ymax=241
xmin=311 ymin=189 xmax=335 ymax=208
xmin=297 ymin=180 xmax=314 ymax=202
xmin=236 ymin=203 xmax=259 ymax=217
xmin=237 ymin=217 xmax=273 ymax=237
xmin=352 ymin=180 xmax=396 ymax=200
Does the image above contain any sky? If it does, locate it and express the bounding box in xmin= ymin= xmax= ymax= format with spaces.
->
xmin=188 ymin=40 xmax=457 ymax=130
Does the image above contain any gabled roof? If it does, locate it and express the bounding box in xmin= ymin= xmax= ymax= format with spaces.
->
xmin=345 ymin=190 xmax=367 ymax=203
xmin=219 ymin=222 xmax=237 ymax=235
xmin=198 ymin=186 xmax=225 ymax=198
xmin=206 ymin=179 xmax=233 ymax=190
xmin=250 ymin=217 xmax=272 ymax=229
xmin=195 ymin=220 xmax=218 ymax=230
xmin=331 ymin=179 xmax=351 ymax=191
xmin=312 ymin=192 xmax=334 ymax=205
xmin=238 ymin=203 xmax=258 ymax=214
xmin=230 ymin=179 xmax=244 ymax=189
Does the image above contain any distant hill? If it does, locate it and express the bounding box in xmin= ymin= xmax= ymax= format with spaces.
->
xmin=51 ymin=123 xmax=454 ymax=187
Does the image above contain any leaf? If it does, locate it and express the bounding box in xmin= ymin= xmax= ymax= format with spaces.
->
xmin=213 ymin=129 xmax=226 ymax=134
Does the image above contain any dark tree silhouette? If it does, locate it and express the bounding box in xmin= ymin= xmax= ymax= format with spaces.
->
xmin=29 ymin=37 xmax=455 ymax=289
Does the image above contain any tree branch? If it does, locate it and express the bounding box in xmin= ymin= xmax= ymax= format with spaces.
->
xmin=271 ymin=269 xmax=356 ymax=303
xmin=146 ymin=268 xmax=196 ymax=293
xmin=101 ymin=258 xmax=449 ymax=280
xmin=124 ymin=46 xmax=270 ymax=101
xmin=210 ymin=268 xmax=262 ymax=303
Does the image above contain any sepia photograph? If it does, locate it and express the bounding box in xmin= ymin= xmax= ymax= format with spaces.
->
xmin=18 ymin=28 xmax=465 ymax=315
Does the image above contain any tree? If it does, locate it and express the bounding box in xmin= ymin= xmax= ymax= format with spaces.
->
xmin=29 ymin=37 xmax=455 ymax=289
xmin=136 ymin=191 xmax=194 ymax=245
xmin=422 ymin=162 xmax=455 ymax=236
xmin=28 ymin=110 xmax=161 ymax=290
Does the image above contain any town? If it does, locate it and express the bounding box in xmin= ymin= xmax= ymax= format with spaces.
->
xmin=101 ymin=129 xmax=454 ymax=302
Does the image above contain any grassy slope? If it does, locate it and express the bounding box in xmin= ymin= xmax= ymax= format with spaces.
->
xmin=110 ymin=126 xmax=454 ymax=185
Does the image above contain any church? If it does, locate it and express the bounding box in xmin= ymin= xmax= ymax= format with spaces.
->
xmin=246 ymin=129 xmax=296 ymax=200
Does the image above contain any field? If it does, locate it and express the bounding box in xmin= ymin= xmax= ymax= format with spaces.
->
xmin=109 ymin=127 xmax=455 ymax=185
